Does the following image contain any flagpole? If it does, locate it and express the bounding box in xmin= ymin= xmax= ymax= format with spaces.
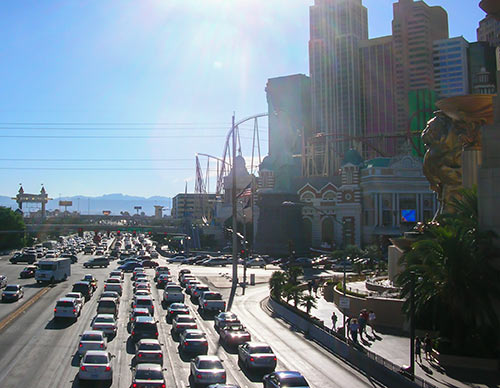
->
xmin=228 ymin=113 xmax=238 ymax=311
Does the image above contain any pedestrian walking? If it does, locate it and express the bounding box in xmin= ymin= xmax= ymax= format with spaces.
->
xmin=415 ymin=337 xmax=422 ymax=363
xmin=424 ymin=333 xmax=433 ymax=361
xmin=313 ymin=279 xmax=320 ymax=296
xmin=368 ymin=310 xmax=376 ymax=334
xmin=358 ymin=312 xmax=367 ymax=340
xmin=331 ymin=311 xmax=338 ymax=330
xmin=349 ymin=318 xmax=359 ymax=343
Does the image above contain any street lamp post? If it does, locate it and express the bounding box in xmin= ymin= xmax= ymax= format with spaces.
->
xmin=409 ymin=271 xmax=416 ymax=379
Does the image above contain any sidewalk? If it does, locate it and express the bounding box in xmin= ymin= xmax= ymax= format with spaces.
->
xmin=310 ymin=294 xmax=499 ymax=388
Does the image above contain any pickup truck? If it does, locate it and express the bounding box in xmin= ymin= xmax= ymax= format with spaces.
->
xmin=163 ymin=285 xmax=185 ymax=306
xmin=199 ymin=292 xmax=226 ymax=316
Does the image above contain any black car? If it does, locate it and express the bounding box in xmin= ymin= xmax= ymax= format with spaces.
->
xmin=72 ymin=281 xmax=93 ymax=301
xmin=131 ymin=316 xmax=159 ymax=342
xmin=10 ymin=253 xmax=36 ymax=264
xmin=61 ymin=254 xmax=78 ymax=263
xmin=20 ymin=265 xmax=37 ymax=279
xmin=83 ymin=257 xmax=109 ymax=268
xmin=262 ymin=371 xmax=310 ymax=388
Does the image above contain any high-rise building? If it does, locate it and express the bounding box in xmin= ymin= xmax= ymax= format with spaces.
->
xmin=309 ymin=0 xmax=368 ymax=156
xmin=433 ymin=37 xmax=469 ymax=98
xmin=359 ymin=36 xmax=397 ymax=159
xmin=477 ymin=14 xmax=500 ymax=47
xmin=468 ymin=41 xmax=497 ymax=94
xmin=392 ymin=0 xmax=448 ymax=132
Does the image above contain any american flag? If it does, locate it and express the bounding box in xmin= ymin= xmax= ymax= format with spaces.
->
xmin=237 ymin=182 xmax=252 ymax=198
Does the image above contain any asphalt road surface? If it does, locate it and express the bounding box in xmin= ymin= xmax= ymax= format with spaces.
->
xmin=0 ymin=253 xmax=384 ymax=388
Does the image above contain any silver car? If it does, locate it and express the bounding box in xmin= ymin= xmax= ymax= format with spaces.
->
xmin=78 ymin=330 xmax=107 ymax=356
xmin=78 ymin=350 xmax=113 ymax=383
xmin=237 ymin=342 xmax=277 ymax=372
xmin=91 ymin=314 xmax=117 ymax=337
xmin=135 ymin=339 xmax=164 ymax=366
xmin=189 ymin=355 xmax=226 ymax=387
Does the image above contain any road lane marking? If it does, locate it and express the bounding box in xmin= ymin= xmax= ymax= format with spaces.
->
xmin=0 ymin=286 xmax=50 ymax=333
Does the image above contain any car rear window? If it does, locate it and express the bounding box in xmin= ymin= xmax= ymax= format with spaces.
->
xmin=99 ymin=301 xmax=116 ymax=308
xmin=4 ymin=286 xmax=19 ymax=291
xmin=198 ymin=360 xmax=223 ymax=369
xmin=137 ymin=299 xmax=152 ymax=306
xmin=166 ymin=286 xmax=182 ymax=292
xmin=177 ymin=316 xmax=194 ymax=323
xmin=139 ymin=343 xmax=161 ymax=350
xmin=72 ymin=284 xmax=89 ymax=293
xmin=251 ymin=346 xmax=273 ymax=353
xmin=81 ymin=334 xmax=103 ymax=341
xmin=95 ymin=316 xmax=115 ymax=323
xmin=56 ymin=301 xmax=74 ymax=307
xmin=204 ymin=293 xmax=222 ymax=300
xmin=135 ymin=369 xmax=163 ymax=380
xmin=186 ymin=332 xmax=205 ymax=339
xmin=84 ymin=355 xmax=108 ymax=364
xmin=135 ymin=322 xmax=156 ymax=332
xmin=282 ymin=377 xmax=308 ymax=386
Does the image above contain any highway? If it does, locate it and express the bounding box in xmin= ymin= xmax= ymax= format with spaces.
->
xmin=0 ymin=251 xmax=384 ymax=388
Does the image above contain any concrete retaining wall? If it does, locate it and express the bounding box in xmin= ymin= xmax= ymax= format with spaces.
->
xmin=268 ymin=297 xmax=424 ymax=388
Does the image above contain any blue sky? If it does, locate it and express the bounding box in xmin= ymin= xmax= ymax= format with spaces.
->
xmin=0 ymin=0 xmax=486 ymax=199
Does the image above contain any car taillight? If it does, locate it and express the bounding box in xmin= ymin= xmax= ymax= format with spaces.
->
xmin=80 ymin=366 xmax=86 ymax=371
xmin=162 ymin=384 xmax=165 ymax=388
xmin=203 ymin=342 xmax=208 ymax=346
xmin=155 ymin=332 xmax=158 ymax=336
xmin=138 ymin=353 xmax=142 ymax=358
xmin=250 ymin=357 xmax=255 ymax=362
xmin=170 ymin=311 xmax=174 ymax=314
xmin=132 ymin=331 xmax=135 ymax=335
xmin=105 ymin=366 xmax=111 ymax=371
xmin=133 ymin=305 xmax=136 ymax=308
xmin=151 ymin=305 xmax=154 ymax=310
xmin=196 ymin=374 xmax=202 ymax=379
xmin=184 ymin=341 xmax=188 ymax=346
xmin=194 ymin=324 xmax=197 ymax=329
xmin=158 ymin=354 xmax=162 ymax=358
xmin=222 ymin=374 xmax=226 ymax=379
xmin=79 ymin=344 xmax=83 ymax=347
xmin=73 ymin=309 xmax=76 ymax=313
xmin=132 ymin=384 xmax=137 ymax=388
xmin=273 ymin=357 xmax=277 ymax=361
xmin=204 ymin=303 xmax=208 ymax=307
xmin=54 ymin=308 xmax=57 ymax=312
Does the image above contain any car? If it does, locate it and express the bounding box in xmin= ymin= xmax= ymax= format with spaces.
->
xmin=163 ymin=284 xmax=185 ymax=306
xmin=78 ymin=350 xmax=113 ymax=383
xmin=172 ymin=314 xmax=197 ymax=337
xmin=191 ymin=285 xmax=210 ymax=303
xmin=189 ymin=355 xmax=226 ymax=387
xmin=97 ymin=298 xmax=119 ymax=318
xmin=0 ymin=275 xmax=7 ymax=289
xmin=135 ymin=339 xmax=164 ymax=366
xmin=132 ymin=295 xmax=155 ymax=315
xmin=131 ymin=316 xmax=159 ymax=342
xmin=207 ymin=385 xmax=241 ymax=388
xmin=60 ymin=253 xmax=78 ymax=263
xmin=166 ymin=303 xmax=190 ymax=323
xmin=245 ymin=258 xmax=266 ymax=268
xmin=100 ymin=290 xmax=120 ymax=303
xmin=91 ymin=314 xmax=118 ymax=337
xmin=262 ymin=371 xmax=310 ymax=388
xmin=167 ymin=255 xmax=186 ymax=263
xmin=54 ymin=297 xmax=81 ymax=320
xmin=219 ymin=324 xmax=251 ymax=348
xmin=109 ymin=270 xmax=124 ymax=280
xmin=19 ymin=265 xmax=37 ymax=278
xmin=179 ymin=329 xmax=209 ymax=356
xmin=104 ymin=280 xmax=123 ymax=296
xmin=65 ymin=292 xmax=85 ymax=308
xmin=156 ymin=274 xmax=171 ymax=289
xmin=78 ymin=330 xmax=107 ymax=356
xmin=238 ymin=342 xmax=277 ymax=372
xmin=72 ymin=281 xmax=93 ymax=301
xmin=10 ymin=253 xmax=36 ymax=264
xmin=130 ymin=307 xmax=151 ymax=325
xmin=83 ymin=257 xmax=109 ymax=268
xmin=2 ymin=284 xmax=24 ymax=302
xmin=131 ymin=363 xmax=166 ymax=388
xmin=134 ymin=289 xmax=151 ymax=298
xmin=214 ymin=312 xmax=240 ymax=332
xmin=118 ymin=261 xmax=143 ymax=272
xmin=154 ymin=266 xmax=170 ymax=282
xmin=185 ymin=280 xmax=202 ymax=295
xmin=142 ymin=260 xmax=159 ymax=268
xmin=178 ymin=268 xmax=191 ymax=280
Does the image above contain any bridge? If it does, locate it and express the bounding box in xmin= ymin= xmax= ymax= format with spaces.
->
xmin=24 ymin=223 xmax=186 ymax=235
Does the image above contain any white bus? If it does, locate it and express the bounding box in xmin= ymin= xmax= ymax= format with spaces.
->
xmin=35 ymin=257 xmax=71 ymax=284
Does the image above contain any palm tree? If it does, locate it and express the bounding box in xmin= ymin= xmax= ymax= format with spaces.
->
xmin=269 ymin=271 xmax=287 ymax=300
xmin=300 ymin=294 xmax=317 ymax=315
xmin=397 ymin=187 xmax=500 ymax=355
xmin=287 ymin=265 xmax=303 ymax=286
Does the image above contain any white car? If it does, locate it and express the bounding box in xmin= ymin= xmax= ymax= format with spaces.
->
xmin=91 ymin=314 xmax=117 ymax=337
xmin=246 ymin=258 xmax=266 ymax=268
xmin=65 ymin=292 xmax=85 ymax=308
xmin=79 ymin=350 xmax=113 ymax=383
xmin=54 ymin=298 xmax=81 ymax=320
xmin=189 ymin=355 xmax=226 ymax=387
xmin=78 ymin=330 xmax=107 ymax=356
xmin=135 ymin=339 xmax=164 ymax=366
xmin=109 ymin=270 xmax=124 ymax=280
xmin=100 ymin=291 xmax=120 ymax=305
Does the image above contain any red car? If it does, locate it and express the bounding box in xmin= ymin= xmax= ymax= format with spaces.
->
xmin=20 ymin=265 xmax=37 ymax=279
xmin=142 ymin=260 xmax=159 ymax=268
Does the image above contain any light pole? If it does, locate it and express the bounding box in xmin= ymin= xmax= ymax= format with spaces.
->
xmin=409 ymin=271 xmax=416 ymax=379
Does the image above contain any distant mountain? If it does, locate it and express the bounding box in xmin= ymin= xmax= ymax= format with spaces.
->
xmin=0 ymin=194 xmax=172 ymax=216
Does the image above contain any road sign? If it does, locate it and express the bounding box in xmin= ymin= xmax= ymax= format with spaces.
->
xmin=339 ymin=296 xmax=350 ymax=310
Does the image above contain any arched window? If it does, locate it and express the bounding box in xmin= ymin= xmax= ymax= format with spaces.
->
xmin=322 ymin=190 xmax=336 ymax=202
xmin=321 ymin=218 xmax=334 ymax=246
xmin=301 ymin=192 xmax=314 ymax=202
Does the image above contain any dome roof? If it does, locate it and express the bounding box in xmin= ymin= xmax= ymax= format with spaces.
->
xmin=342 ymin=149 xmax=363 ymax=166
xmin=259 ymin=155 xmax=273 ymax=171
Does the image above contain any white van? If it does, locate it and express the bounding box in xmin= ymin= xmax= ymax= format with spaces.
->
xmin=36 ymin=257 xmax=71 ymax=283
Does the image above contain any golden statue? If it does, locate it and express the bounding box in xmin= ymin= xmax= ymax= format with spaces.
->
xmin=422 ymin=95 xmax=494 ymax=215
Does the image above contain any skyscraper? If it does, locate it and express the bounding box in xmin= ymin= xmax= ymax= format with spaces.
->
xmin=468 ymin=41 xmax=497 ymax=94
xmin=392 ymin=0 xmax=448 ymax=132
xmin=477 ymin=14 xmax=500 ymax=47
xmin=433 ymin=37 xmax=470 ymax=98
xmin=309 ymin=0 xmax=368 ymax=155
xmin=359 ymin=36 xmax=397 ymax=159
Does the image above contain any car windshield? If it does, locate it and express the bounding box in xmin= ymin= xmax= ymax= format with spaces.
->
xmin=281 ymin=377 xmax=308 ymax=387
xmin=135 ymin=369 xmax=163 ymax=380
xmin=4 ymin=286 xmax=18 ymax=291
xmin=83 ymin=355 xmax=108 ymax=364
xmin=95 ymin=316 xmax=115 ymax=323
xmin=81 ymin=334 xmax=103 ymax=341
xmin=198 ymin=360 xmax=223 ymax=369
xmin=251 ymin=346 xmax=273 ymax=353
xmin=139 ymin=343 xmax=161 ymax=350
xmin=66 ymin=293 xmax=80 ymax=298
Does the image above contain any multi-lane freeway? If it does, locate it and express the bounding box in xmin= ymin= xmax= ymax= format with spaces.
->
xmin=0 ymin=249 xmax=384 ymax=388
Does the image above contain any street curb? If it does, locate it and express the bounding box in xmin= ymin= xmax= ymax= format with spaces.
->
xmin=0 ymin=286 xmax=51 ymax=333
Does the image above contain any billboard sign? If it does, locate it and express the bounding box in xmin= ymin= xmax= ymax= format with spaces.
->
xmin=401 ymin=209 xmax=416 ymax=223
xmin=59 ymin=201 xmax=73 ymax=207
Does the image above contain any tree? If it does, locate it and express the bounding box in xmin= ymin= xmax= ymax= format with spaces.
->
xmin=0 ymin=207 xmax=26 ymax=250
xmin=300 ymin=294 xmax=318 ymax=315
xmin=269 ymin=271 xmax=287 ymax=300
xmin=396 ymin=187 xmax=500 ymax=356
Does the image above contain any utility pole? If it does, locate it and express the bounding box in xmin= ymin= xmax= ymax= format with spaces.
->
xmin=409 ymin=271 xmax=416 ymax=379
xmin=242 ymin=211 xmax=247 ymax=295
xmin=228 ymin=113 xmax=238 ymax=311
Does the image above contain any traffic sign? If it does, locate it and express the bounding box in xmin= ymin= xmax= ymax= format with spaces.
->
xmin=339 ymin=296 xmax=350 ymax=310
